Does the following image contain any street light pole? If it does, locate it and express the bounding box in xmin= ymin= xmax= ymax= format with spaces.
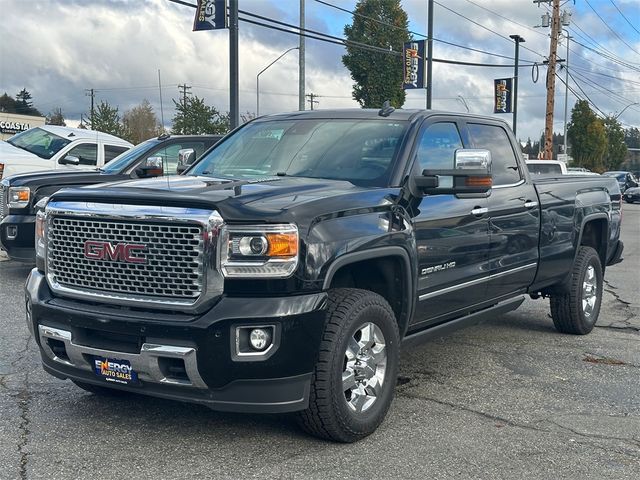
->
xmin=510 ymin=34 xmax=525 ymax=136
xmin=613 ymin=102 xmax=640 ymax=120
xmin=256 ymin=46 xmax=299 ymax=117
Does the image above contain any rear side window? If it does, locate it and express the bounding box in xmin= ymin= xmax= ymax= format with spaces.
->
xmin=527 ymin=163 xmax=562 ymax=176
xmin=104 ymin=145 xmax=130 ymax=163
xmin=467 ymin=123 xmax=521 ymax=185
xmin=66 ymin=143 xmax=98 ymax=166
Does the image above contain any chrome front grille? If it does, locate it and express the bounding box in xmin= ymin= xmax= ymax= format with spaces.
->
xmin=0 ymin=183 xmax=6 ymax=220
xmin=47 ymin=216 xmax=204 ymax=301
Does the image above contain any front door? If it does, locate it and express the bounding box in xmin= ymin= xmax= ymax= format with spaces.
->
xmin=410 ymin=119 xmax=491 ymax=327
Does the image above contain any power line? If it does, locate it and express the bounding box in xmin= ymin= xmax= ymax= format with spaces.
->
xmin=608 ymin=0 xmax=640 ymax=36
xmin=432 ymin=1 xmax=545 ymax=59
xmin=583 ymin=0 xmax=640 ymax=57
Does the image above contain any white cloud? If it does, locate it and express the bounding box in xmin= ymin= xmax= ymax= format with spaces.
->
xmin=0 ymin=0 xmax=637 ymax=141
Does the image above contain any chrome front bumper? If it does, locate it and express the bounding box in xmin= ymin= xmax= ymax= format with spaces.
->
xmin=38 ymin=325 xmax=207 ymax=389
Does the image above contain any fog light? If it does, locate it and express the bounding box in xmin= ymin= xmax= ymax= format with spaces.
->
xmin=249 ymin=328 xmax=271 ymax=351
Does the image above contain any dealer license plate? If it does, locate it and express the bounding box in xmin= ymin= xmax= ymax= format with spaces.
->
xmin=93 ymin=357 xmax=138 ymax=385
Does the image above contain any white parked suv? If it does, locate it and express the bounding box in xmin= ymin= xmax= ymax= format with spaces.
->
xmin=0 ymin=126 xmax=132 ymax=179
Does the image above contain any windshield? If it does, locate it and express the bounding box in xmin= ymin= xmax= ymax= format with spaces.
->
xmin=101 ymin=138 xmax=160 ymax=173
xmin=603 ymin=172 xmax=625 ymax=181
xmin=6 ymin=127 xmax=71 ymax=159
xmin=189 ymin=119 xmax=408 ymax=187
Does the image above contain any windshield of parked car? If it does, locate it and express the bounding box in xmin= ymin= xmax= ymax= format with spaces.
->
xmin=101 ymin=138 xmax=160 ymax=173
xmin=527 ymin=163 xmax=562 ymax=175
xmin=189 ymin=119 xmax=408 ymax=187
xmin=6 ymin=128 xmax=72 ymax=159
xmin=603 ymin=172 xmax=626 ymax=181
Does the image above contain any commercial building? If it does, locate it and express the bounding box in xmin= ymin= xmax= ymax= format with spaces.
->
xmin=0 ymin=112 xmax=46 ymax=141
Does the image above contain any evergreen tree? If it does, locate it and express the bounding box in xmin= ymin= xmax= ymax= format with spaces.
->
xmin=171 ymin=96 xmax=229 ymax=135
xmin=602 ymin=117 xmax=627 ymax=171
xmin=0 ymin=93 xmax=17 ymax=113
xmin=46 ymin=108 xmax=66 ymax=126
xmin=15 ymin=88 xmax=42 ymax=116
xmin=567 ymin=100 xmax=607 ymax=171
xmin=342 ymin=0 xmax=410 ymax=108
xmin=91 ymin=101 xmax=123 ymax=137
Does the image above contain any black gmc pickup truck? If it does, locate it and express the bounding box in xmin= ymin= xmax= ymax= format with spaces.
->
xmin=0 ymin=134 xmax=221 ymax=260
xmin=25 ymin=109 xmax=623 ymax=442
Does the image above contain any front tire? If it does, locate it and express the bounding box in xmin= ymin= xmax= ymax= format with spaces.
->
xmin=550 ymin=246 xmax=603 ymax=335
xmin=297 ymin=288 xmax=400 ymax=442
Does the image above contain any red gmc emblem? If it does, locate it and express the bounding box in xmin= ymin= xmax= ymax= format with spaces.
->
xmin=83 ymin=241 xmax=147 ymax=264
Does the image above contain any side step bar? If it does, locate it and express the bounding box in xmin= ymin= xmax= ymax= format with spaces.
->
xmin=402 ymin=296 xmax=525 ymax=348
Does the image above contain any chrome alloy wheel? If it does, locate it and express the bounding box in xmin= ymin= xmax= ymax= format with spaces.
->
xmin=342 ymin=322 xmax=387 ymax=413
xmin=582 ymin=265 xmax=597 ymax=318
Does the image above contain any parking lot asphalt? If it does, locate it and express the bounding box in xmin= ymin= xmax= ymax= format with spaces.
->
xmin=1 ymin=204 xmax=638 ymax=480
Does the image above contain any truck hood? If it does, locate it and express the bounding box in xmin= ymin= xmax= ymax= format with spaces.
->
xmin=50 ymin=175 xmax=398 ymax=224
xmin=0 ymin=140 xmax=41 ymax=163
xmin=2 ymin=168 xmax=110 ymax=188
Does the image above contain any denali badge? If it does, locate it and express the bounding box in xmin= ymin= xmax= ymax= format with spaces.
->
xmin=421 ymin=261 xmax=456 ymax=276
xmin=84 ymin=240 xmax=147 ymax=264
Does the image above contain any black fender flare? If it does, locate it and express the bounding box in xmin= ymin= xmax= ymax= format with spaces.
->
xmin=322 ymin=246 xmax=415 ymax=336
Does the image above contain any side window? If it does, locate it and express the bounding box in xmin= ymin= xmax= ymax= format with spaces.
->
xmin=66 ymin=143 xmax=98 ymax=166
xmin=415 ymin=122 xmax=463 ymax=172
xmin=467 ymin=123 xmax=521 ymax=185
xmin=414 ymin=122 xmax=463 ymax=188
xmin=104 ymin=145 xmax=130 ymax=163
xmin=153 ymin=142 xmax=207 ymax=175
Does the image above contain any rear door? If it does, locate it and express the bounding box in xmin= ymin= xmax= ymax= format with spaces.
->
xmin=410 ymin=117 xmax=491 ymax=327
xmin=466 ymin=121 xmax=539 ymax=300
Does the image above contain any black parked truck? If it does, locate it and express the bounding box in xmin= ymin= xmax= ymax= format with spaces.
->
xmin=25 ymin=109 xmax=624 ymax=442
xmin=0 ymin=134 xmax=222 ymax=260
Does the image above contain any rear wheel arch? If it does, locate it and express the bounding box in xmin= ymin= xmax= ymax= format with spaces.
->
xmin=577 ymin=215 xmax=608 ymax=269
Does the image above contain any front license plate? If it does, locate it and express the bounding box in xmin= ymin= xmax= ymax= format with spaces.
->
xmin=93 ymin=357 xmax=138 ymax=385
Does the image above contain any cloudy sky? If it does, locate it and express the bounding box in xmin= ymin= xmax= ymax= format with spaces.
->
xmin=0 ymin=0 xmax=638 ymax=143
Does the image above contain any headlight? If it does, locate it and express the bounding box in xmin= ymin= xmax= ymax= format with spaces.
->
xmin=35 ymin=197 xmax=49 ymax=261
xmin=220 ymin=224 xmax=298 ymax=278
xmin=8 ymin=186 xmax=30 ymax=208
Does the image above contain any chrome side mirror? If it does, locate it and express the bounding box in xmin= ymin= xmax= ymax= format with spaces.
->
xmin=454 ymin=149 xmax=492 ymax=171
xmin=176 ymin=148 xmax=196 ymax=174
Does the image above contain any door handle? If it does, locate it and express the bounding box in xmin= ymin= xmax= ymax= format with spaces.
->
xmin=524 ymin=200 xmax=538 ymax=209
xmin=471 ymin=207 xmax=488 ymax=216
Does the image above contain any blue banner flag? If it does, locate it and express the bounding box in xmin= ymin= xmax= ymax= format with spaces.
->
xmin=402 ymin=41 xmax=426 ymax=90
xmin=493 ymin=78 xmax=513 ymax=114
xmin=193 ymin=0 xmax=227 ymax=31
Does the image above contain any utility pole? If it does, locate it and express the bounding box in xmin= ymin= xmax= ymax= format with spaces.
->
xmin=535 ymin=0 xmax=561 ymax=160
xmin=229 ymin=0 xmax=239 ymax=129
xmin=562 ymin=31 xmax=571 ymax=159
xmin=158 ymin=69 xmax=165 ymax=132
xmin=509 ymin=35 xmax=525 ymax=136
xmin=426 ymin=0 xmax=434 ymax=109
xmin=85 ymin=88 xmax=95 ymax=129
xmin=306 ymin=93 xmax=319 ymax=110
xmin=178 ymin=84 xmax=192 ymax=134
xmin=299 ymin=0 xmax=306 ymax=111
xmin=178 ymin=84 xmax=192 ymax=109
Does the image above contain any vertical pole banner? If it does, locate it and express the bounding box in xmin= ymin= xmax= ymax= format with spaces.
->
xmin=193 ymin=0 xmax=228 ymax=31
xmin=402 ymin=40 xmax=426 ymax=90
xmin=494 ymin=78 xmax=513 ymax=114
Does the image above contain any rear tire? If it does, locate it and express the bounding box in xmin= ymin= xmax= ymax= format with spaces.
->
xmin=297 ymin=288 xmax=400 ymax=442
xmin=550 ymin=246 xmax=603 ymax=335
